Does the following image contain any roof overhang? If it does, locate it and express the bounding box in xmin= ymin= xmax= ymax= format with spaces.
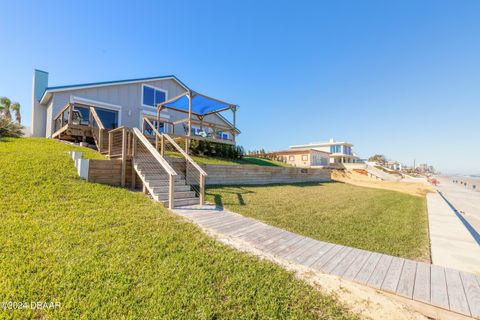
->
xmin=39 ymin=75 xmax=189 ymax=105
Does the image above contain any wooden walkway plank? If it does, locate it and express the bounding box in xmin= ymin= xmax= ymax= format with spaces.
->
xmin=329 ymin=248 xmax=363 ymax=277
xmin=173 ymin=205 xmax=480 ymax=318
xmin=321 ymin=247 xmax=354 ymax=274
xmin=261 ymin=230 xmax=297 ymax=251
xmin=202 ymin=215 xmax=245 ymax=229
xmin=413 ymin=262 xmax=431 ymax=304
xmin=233 ymin=222 xmax=269 ymax=238
xmin=381 ymin=257 xmax=405 ymax=293
xmin=431 ymin=265 xmax=450 ymax=310
xmin=229 ymin=221 xmax=264 ymax=237
xmin=445 ymin=268 xmax=471 ymax=316
xmin=293 ymin=241 xmax=330 ymax=265
xmin=215 ymin=218 xmax=256 ymax=234
xmin=343 ymin=250 xmax=372 ymax=280
xmin=283 ymin=238 xmax=317 ymax=260
xmin=270 ymin=234 xmax=306 ymax=255
xmin=247 ymin=228 xmax=290 ymax=249
xmin=238 ymin=224 xmax=280 ymax=242
xmin=301 ymin=242 xmax=335 ymax=267
xmin=275 ymin=237 xmax=312 ymax=258
xmin=367 ymin=254 xmax=393 ymax=289
xmin=354 ymin=252 xmax=381 ymax=284
xmin=460 ymin=271 xmax=480 ymax=318
xmin=311 ymin=245 xmax=345 ymax=270
xmin=195 ymin=214 xmax=238 ymax=228
xmin=396 ymin=259 xmax=417 ymax=298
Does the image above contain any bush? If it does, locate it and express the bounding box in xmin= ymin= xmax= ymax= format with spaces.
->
xmin=0 ymin=117 xmax=23 ymax=138
xmin=189 ymin=140 xmax=244 ymax=159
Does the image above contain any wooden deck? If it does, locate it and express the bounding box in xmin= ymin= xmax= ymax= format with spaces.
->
xmin=173 ymin=204 xmax=480 ymax=319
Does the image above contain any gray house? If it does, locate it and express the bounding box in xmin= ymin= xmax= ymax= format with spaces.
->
xmin=31 ymin=69 xmax=239 ymax=144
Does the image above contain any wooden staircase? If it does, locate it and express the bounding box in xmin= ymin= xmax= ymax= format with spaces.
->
xmin=129 ymin=127 xmax=207 ymax=208
xmin=133 ymin=159 xmax=200 ymax=207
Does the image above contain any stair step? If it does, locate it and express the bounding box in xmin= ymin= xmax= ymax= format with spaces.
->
xmin=150 ymin=185 xmax=191 ymax=193
xmin=144 ymin=178 xmax=187 ymax=185
xmin=154 ymin=191 xmax=196 ymax=200
xmin=160 ymin=197 xmax=200 ymax=207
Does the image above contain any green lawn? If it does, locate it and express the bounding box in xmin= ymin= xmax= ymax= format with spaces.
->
xmin=0 ymin=138 xmax=356 ymax=319
xmin=186 ymin=153 xmax=290 ymax=167
xmin=206 ymin=183 xmax=429 ymax=261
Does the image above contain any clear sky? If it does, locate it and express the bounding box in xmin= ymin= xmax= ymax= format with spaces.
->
xmin=1 ymin=0 xmax=479 ymax=174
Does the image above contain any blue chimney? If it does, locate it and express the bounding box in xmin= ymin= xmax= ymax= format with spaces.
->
xmin=33 ymin=69 xmax=49 ymax=102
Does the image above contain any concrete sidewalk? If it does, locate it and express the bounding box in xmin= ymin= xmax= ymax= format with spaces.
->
xmin=427 ymin=192 xmax=480 ymax=274
xmin=436 ymin=176 xmax=480 ymax=237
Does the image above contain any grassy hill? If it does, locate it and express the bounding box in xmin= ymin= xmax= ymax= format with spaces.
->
xmin=0 ymin=138 xmax=356 ymax=319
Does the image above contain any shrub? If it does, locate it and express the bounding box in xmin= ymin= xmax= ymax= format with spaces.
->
xmin=0 ymin=117 xmax=23 ymax=138
xmin=189 ymin=140 xmax=244 ymax=159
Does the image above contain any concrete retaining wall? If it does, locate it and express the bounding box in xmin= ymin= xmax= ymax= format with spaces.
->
xmin=199 ymin=164 xmax=331 ymax=185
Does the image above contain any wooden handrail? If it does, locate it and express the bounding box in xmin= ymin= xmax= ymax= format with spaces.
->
xmin=132 ymin=128 xmax=177 ymax=176
xmin=53 ymin=103 xmax=72 ymax=120
xmin=89 ymin=107 xmax=105 ymax=129
xmin=109 ymin=126 xmax=128 ymax=133
xmin=143 ymin=117 xmax=207 ymax=176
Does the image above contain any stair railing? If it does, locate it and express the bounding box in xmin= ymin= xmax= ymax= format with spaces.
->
xmin=144 ymin=117 xmax=207 ymax=205
xmin=131 ymin=127 xmax=178 ymax=209
xmin=108 ymin=127 xmax=131 ymax=186
xmin=89 ymin=107 xmax=106 ymax=152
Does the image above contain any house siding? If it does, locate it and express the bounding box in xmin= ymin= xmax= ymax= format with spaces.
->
xmin=42 ymin=78 xmax=234 ymax=137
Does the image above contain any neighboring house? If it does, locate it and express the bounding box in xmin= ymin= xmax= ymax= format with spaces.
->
xmin=385 ymin=161 xmax=402 ymax=171
xmin=31 ymin=69 xmax=239 ymax=143
xmin=272 ymin=149 xmax=330 ymax=167
xmin=289 ymin=138 xmax=359 ymax=164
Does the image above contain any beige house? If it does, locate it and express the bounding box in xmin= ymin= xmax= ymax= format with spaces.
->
xmin=272 ymin=149 xmax=330 ymax=167
xmin=290 ymin=139 xmax=359 ymax=164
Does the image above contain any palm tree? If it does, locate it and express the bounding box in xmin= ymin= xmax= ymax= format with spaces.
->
xmin=0 ymin=97 xmax=12 ymax=121
xmin=11 ymin=102 xmax=21 ymax=124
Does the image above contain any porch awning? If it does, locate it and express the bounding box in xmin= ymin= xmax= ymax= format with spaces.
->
xmin=161 ymin=92 xmax=237 ymax=116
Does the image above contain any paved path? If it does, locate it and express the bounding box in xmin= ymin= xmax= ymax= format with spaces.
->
xmin=436 ymin=176 xmax=480 ymax=239
xmin=173 ymin=204 xmax=480 ymax=319
xmin=427 ymin=192 xmax=480 ymax=274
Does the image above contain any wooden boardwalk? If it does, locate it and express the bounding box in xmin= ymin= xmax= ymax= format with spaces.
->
xmin=173 ymin=204 xmax=480 ymax=319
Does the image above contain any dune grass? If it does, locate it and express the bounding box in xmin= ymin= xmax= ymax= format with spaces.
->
xmin=0 ymin=138 xmax=356 ymax=319
xmin=206 ymin=182 xmax=429 ymax=261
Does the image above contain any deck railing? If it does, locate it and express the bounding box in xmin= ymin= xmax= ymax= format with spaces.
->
xmin=90 ymin=107 xmax=106 ymax=153
xmin=52 ymin=103 xmax=73 ymax=136
xmin=131 ymin=127 xmax=178 ymax=208
xmin=144 ymin=117 xmax=207 ymax=205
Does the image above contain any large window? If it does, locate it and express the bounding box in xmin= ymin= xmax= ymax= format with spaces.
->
xmin=142 ymin=85 xmax=166 ymax=107
xmin=96 ymin=107 xmax=119 ymax=129
xmin=330 ymin=145 xmax=341 ymax=153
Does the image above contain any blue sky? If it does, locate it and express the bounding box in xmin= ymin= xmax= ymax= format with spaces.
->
xmin=1 ymin=0 xmax=479 ymax=174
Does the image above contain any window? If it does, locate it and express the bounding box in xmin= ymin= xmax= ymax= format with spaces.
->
xmin=95 ymin=107 xmax=118 ymax=129
xmin=289 ymin=155 xmax=295 ymax=161
xmin=142 ymin=85 xmax=166 ymax=107
xmin=302 ymin=155 xmax=308 ymax=161
xmin=143 ymin=118 xmax=165 ymax=135
xmin=330 ymin=145 xmax=341 ymax=153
